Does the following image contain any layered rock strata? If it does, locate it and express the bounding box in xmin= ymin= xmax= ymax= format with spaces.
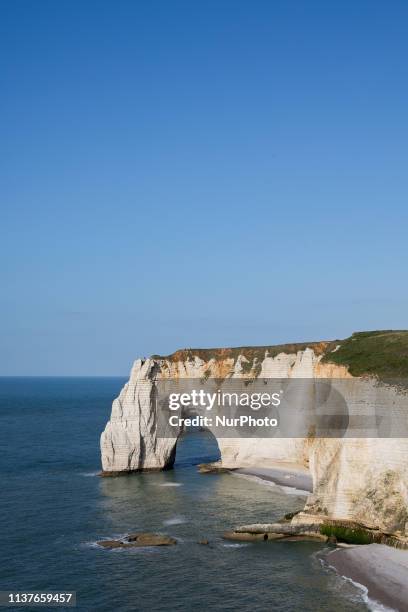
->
xmin=101 ymin=332 xmax=408 ymax=536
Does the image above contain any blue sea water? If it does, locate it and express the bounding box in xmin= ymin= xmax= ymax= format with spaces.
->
xmin=0 ymin=378 xmax=368 ymax=611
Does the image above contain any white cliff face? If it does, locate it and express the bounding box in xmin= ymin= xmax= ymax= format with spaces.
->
xmin=100 ymin=347 xmax=408 ymax=536
xmin=100 ymin=359 xmax=179 ymax=471
xmin=304 ymin=378 xmax=408 ymax=534
xmin=306 ymin=437 xmax=408 ymax=534
xmin=101 ymin=349 xmax=318 ymax=472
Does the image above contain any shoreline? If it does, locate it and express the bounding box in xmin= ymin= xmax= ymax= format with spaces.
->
xmin=324 ymin=543 xmax=408 ymax=612
xmin=233 ymin=464 xmax=313 ymax=496
xmin=228 ymin=465 xmax=408 ymax=612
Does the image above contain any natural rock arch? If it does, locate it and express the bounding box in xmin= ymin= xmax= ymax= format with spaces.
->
xmin=101 ymin=350 xmax=408 ymax=536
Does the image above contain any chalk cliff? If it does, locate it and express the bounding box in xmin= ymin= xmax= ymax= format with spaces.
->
xmin=100 ymin=331 xmax=408 ymax=537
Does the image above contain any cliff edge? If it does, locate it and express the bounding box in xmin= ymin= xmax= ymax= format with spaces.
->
xmin=100 ymin=330 xmax=408 ymax=537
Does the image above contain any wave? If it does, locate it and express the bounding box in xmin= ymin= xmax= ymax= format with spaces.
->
xmin=84 ymin=540 xmax=165 ymax=554
xmin=318 ymin=554 xmax=396 ymax=612
xmin=163 ymin=516 xmax=187 ymax=525
xmin=156 ymin=482 xmax=183 ymax=487
xmin=339 ymin=574 xmax=396 ymax=612
xmin=231 ymin=472 xmax=309 ymax=496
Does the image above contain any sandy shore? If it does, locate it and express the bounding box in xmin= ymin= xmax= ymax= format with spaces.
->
xmin=234 ymin=463 xmax=313 ymax=495
xmin=233 ymin=467 xmax=408 ymax=611
xmin=325 ymin=543 xmax=408 ymax=611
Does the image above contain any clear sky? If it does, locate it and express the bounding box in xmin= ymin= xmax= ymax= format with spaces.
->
xmin=1 ymin=0 xmax=407 ymax=375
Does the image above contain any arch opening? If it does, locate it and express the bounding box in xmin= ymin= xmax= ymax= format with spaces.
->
xmin=173 ymin=427 xmax=221 ymax=469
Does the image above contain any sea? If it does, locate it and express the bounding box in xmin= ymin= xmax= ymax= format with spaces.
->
xmin=0 ymin=377 xmax=371 ymax=611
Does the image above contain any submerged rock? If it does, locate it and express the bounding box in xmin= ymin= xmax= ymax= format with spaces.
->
xmin=198 ymin=463 xmax=230 ymax=474
xmin=126 ymin=533 xmax=177 ymax=546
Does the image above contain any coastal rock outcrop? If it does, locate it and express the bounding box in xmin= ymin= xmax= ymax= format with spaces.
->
xmin=100 ymin=331 xmax=408 ymax=537
xmin=98 ymin=533 xmax=177 ymax=548
xmin=224 ymin=518 xmax=408 ymax=548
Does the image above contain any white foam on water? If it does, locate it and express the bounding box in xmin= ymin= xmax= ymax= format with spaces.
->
xmin=107 ymin=546 xmax=160 ymax=554
xmin=80 ymin=471 xmax=99 ymax=477
xmin=318 ymin=555 xmax=397 ymax=612
xmin=222 ymin=543 xmax=250 ymax=548
xmin=232 ymin=472 xmax=309 ymax=496
xmin=163 ymin=516 xmax=187 ymax=525
xmin=279 ymin=484 xmax=309 ymax=496
xmin=339 ymin=575 xmax=396 ymax=612
xmin=156 ymin=482 xmax=183 ymax=487
xmin=231 ymin=472 xmax=278 ymax=488
xmin=83 ymin=541 xmax=101 ymax=549
xmin=85 ymin=539 xmax=166 ymax=555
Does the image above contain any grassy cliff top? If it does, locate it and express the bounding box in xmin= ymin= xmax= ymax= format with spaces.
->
xmin=153 ymin=330 xmax=408 ymax=379
xmin=153 ymin=340 xmax=332 ymax=364
xmin=321 ymin=330 xmax=408 ymax=378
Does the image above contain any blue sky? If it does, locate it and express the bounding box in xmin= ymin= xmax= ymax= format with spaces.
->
xmin=1 ymin=0 xmax=407 ymax=375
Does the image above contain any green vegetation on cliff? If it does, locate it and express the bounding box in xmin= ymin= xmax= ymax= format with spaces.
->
xmin=153 ymin=341 xmax=329 ymax=364
xmin=154 ymin=330 xmax=408 ymax=380
xmin=321 ymin=330 xmax=408 ymax=379
xmin=320 ymin=521 xmax=408 ymax=548
xmin=320 ymin=523 xmax=374 ymax=545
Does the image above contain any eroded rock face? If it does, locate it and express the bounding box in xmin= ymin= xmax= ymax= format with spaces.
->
xmin=223 ymin=522 xmax=327 ymax=543
xmin=101 ymin=348 xmax=321 ymax=474
xmin=306 ymin=437 xmax=408 ymax=534
xmin=224 ymin=519 xmax=408 ymax=547
xmin=100 ymin=344 xmax=408 ymax=536
xmin=100 ymin=359 xmax=179 ymax=472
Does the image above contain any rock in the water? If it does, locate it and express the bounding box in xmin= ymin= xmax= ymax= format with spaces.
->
xmin=98 ymin=533 xmax=176 ymax=549
xmin=198 ymin=539 xmax=209 ymax=545
xmin=223 ymin=521 xmax=328 ymax=543
xmin=224 ymin=519 xmax=408 ymax=548
xmin=223 ymin=531 xmax=284 ymax=542
xmin=198 ymin=463 xmax=230 ymax=474
xmin=126 ymin=533 xmax=177 ymax=546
